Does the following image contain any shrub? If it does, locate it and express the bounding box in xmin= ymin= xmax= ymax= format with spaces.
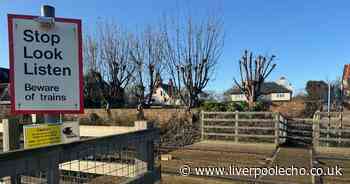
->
xmin=89 ymin=113 xmax=101 ymax=122
xmin=233 ymin=101 xmax=249 ymax=111
xmin=252 ymin=101 xmax=269 ymax=111
xmin=200 ymin=100 xmax=268 ymax=112
xmin=200 ymin=101 xmax=226 ymax=111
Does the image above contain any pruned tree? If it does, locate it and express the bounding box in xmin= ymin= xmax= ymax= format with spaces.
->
xmin=98 ymin=22 xmax=136 ymax=106
xmin=163 ymin=16 xmax=224 ymax=109
xmin=233 ymin=50 xmax=276 ymax=109
xmin=83 ymin=34 xmax=108 ymax=107
xmin=129 ymin=27 xmax=165 ymax=106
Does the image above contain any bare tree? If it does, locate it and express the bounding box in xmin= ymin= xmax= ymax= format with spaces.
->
xmin=234 ymin=50 xmax=276 ymax=109
xmin=130 ymin=26 xmax=165 ymax=106
xmin=83 ymin=34 xmax=107 ymax=107
xmin=98 ymin=22 xmax=136 ymax=106
xmin=163 ymin=16 xmax=224 ymax=109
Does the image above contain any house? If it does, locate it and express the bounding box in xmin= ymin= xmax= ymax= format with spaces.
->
xmin=342 ymin=64 xmax=350 ymax=97
xmin=149 ymin=79 xmax=181 ymax=105
xmin=0 ymin=67 xmax=10 ymax=103
xmin=229 ymin=77 xmax=293 ymax=102
xmin=0 ymin=67 xmax=9 ymax=83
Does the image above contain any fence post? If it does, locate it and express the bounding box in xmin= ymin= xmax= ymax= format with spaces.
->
xmin=235 ymin=111 xmax=239 ymax=143
xmin=339 ymin=112 xmax=343 ymax=144
xmin=2 ymin=118 xmax=21 ymax=184
xmin=201 ymin=111 xmax=204 ymax=141
xmin=313 ymin=111 xmax=320 ymax=150
xmin=274 ymin=113 xmax=279 ymax=146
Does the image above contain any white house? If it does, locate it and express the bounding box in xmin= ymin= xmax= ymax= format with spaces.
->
xmin=229 ymin=79 xmax=293 ymax=102
xmin=148 ymin=79 xmax=181 ymax=105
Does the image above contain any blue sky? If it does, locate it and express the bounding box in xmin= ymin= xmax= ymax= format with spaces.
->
xmin=1 ymin=0 xmax=350 ymax=94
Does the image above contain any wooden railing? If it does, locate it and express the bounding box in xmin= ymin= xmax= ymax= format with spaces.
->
xmin=313 ymin=111 xmax=350 ymax=149
xmin=201 ymin=111 xmax=287 ymax=145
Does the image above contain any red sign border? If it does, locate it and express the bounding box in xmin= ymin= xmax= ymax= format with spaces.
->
xmin=8 ymin=14 xmax=84 ymax=114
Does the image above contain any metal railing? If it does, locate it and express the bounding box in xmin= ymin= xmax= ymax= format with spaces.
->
xmin=0 ymin=128 xmax=160 ymax=184
xmin=201 ymin=111 xmax=287 ymax=145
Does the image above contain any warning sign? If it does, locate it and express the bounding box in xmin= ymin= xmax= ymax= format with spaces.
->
xmin=8 ymin=14 xmax=83 ymax=114
xmin=24 ymin=124 xmax=61 ymax=148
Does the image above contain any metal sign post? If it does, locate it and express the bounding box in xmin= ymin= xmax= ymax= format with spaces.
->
xmin=41 ymin=5 xmax=59 ymax=124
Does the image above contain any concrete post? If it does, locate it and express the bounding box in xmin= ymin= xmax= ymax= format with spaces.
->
xmin=2 ymin=118 xmax=21 ymax=184
xmin=134 ymin=120 xmax=155 ymax=179
xmin=2 ymin=119 xmax=20 ymax=152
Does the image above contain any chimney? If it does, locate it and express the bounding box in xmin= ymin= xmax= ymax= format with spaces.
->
xmin=168 ymin=79 xmax=173 ymax=97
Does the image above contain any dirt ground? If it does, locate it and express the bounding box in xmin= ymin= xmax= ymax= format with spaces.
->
xmin=316 ymin=147 xmax=350 ymax=184
xmin=161 ymin=141 xmax=277 ymax=183
xmin=160 ymin=175 xmax=247 ymax=184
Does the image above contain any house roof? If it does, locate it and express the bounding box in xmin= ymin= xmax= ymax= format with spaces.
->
xmin=0 ymin=83 xmax=10 ymax=101
xmin=157 ymin=83 xmax=178 ymax=96
xmin=0 ymin=68 xmax=9 ymax=83
xmin=229 ymin=82 xmax=292 ymax=95
xmin=343 ymin=64 xmax=350 ymax=80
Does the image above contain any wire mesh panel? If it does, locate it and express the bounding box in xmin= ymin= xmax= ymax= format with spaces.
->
xmin=0 ymin=128 xmax=160 ymax=184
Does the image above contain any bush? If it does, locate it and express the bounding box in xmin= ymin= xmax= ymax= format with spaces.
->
xmin=232 ymin=101 xmax=249 ymax=111
xmin=200 ymin=101 xmax=226 ymax=111
xmin=200 ymin=101 xmax=268 ymax=112
xmin=160 ymin=113 xmax=200 ymax=147
xmin=89 ymin=113 xmax=101 ymax=122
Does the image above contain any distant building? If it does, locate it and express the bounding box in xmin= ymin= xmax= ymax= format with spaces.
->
xmin=0 ymin=67 xmax=10 ymax=103
xmin=148 ymin=78 xmax=181 ymax=105
xmin=342 ymin=64 xmax=350 ymax=97
xmin=275 ymin=76 xmax=293 ymax=91
xmin=229 ymin=78 xmax=293 ymax=102
xmin=0 ymin=67 xmax=9 ymax=83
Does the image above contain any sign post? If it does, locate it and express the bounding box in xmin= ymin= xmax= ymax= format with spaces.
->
xmin=8 ymin=5 xmax=83 ymax=114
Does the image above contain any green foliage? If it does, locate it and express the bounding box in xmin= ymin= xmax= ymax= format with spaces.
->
xmin=252 ymin=101 xmax=265 ymax=111
xmin=233 ymin=101 xmax=249 ymax=111
xmin=200 ymin=101 xmax=227 ymax=111
xmin=200 ymin=101 xmax=267 ymax=112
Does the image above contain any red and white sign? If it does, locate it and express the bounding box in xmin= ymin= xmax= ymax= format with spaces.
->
xmin=8 ymin=14 xmax=83 ymax=114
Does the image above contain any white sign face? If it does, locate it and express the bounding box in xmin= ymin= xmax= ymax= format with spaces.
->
xmin=61 ymin=121 xmax=80 ymax=143
xmin=8 ymin=14 xmax=83 ymax=113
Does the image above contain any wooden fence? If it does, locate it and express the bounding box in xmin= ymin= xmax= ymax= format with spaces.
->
xmin=201 ymin=111 xmax=287 ymax=145
xmin=313 ymin=111 xmax=350 ymax=149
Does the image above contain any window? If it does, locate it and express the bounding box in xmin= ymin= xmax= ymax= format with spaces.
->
xmin=276 ymin=93 xmax=285 ymax=98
